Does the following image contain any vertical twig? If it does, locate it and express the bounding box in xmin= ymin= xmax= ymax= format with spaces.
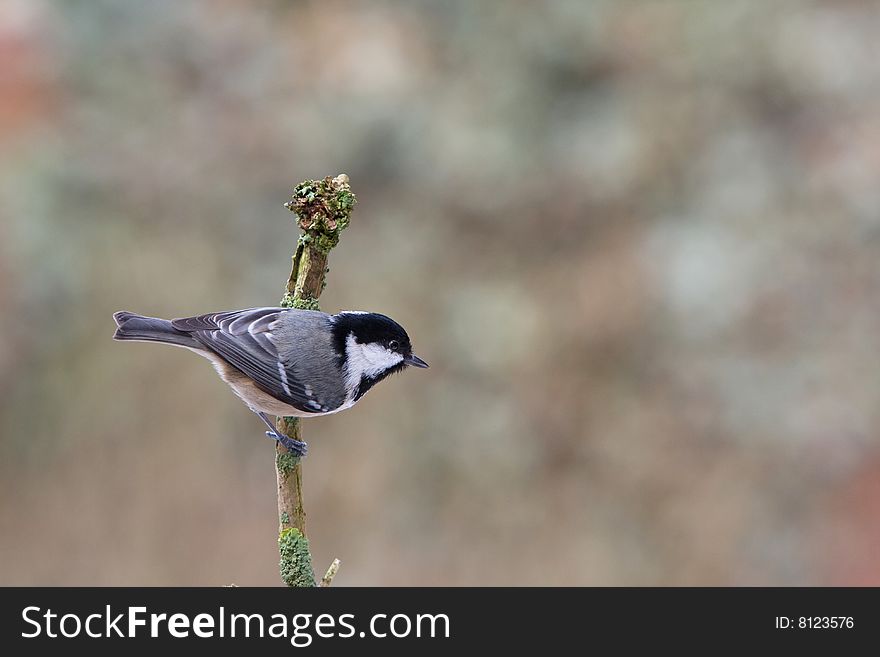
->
xmin=275 ymin=173 xmax=355 ymax=587
xmin=320 ymin=558 xmax=342 ymax=587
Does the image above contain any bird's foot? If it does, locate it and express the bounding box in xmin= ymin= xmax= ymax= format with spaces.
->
xmin=266 ymin=431 xmax=309 ymax=457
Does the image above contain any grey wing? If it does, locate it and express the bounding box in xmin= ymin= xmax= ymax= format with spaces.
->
xmin=171 ymin=308 xmax=323 ymax=414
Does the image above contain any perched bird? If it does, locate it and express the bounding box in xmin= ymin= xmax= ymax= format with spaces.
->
xmin=112 ymin=308 xmax=428 ymax=456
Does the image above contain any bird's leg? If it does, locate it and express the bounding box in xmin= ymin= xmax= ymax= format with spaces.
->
xmin=256 ymin=411 xmax=308 ymax=457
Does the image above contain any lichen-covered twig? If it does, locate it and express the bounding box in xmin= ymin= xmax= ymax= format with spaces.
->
xmin=275 ymin=174 xmax=355 ymax=587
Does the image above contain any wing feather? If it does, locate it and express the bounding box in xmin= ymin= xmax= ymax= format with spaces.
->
xmin=172 ymin=307 xmax=324 ymax=413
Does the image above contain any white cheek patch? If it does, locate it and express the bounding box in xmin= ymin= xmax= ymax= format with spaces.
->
xmin=344 ymin=333 xmax=404 ymax=394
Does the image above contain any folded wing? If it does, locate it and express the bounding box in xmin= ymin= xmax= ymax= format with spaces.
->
xmin=172 ymin=307 xmax=326 ymax=414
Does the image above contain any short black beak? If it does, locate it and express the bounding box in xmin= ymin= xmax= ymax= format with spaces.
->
xmin=405 ymin=354 xmax=429 ymax=368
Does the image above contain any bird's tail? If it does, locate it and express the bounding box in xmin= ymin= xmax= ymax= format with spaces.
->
xmin=112 ymin=311 xmax=201 ymax=349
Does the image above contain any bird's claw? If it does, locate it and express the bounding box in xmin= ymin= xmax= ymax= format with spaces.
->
xmin=265 ymin=430 xmax=309 ymax=457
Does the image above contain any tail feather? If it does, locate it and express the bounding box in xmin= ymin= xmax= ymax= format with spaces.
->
xmin=113 ymin=311 xmax=202 ymax=349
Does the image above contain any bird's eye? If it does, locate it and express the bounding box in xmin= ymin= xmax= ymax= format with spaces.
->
xmin=388 ymin=340 xmax=399 ymax=351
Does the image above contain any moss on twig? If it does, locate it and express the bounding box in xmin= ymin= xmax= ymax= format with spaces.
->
xmin=278 ymin=528 xmax=316 ymax=588
xmin=276 ymin=451 xmax=298 ymax=478
xmin=284 ymin=174 xmax=356 ymax=254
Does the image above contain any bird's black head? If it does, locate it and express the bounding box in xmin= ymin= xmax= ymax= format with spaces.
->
xmin=331 ymin=311 xmax=428 ymax=400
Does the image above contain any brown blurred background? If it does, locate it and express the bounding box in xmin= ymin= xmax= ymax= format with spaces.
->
xmin=2 ymin=0 xmax=880 ymax=586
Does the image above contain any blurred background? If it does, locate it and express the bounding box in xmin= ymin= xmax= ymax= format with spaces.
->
xmin=1 ymin=0 xmax=880 ymax=586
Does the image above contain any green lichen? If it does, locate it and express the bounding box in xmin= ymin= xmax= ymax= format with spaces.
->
xmin=282 ymin=287 xmax=320 ymax=310
xmin=308 ymin=232 xmax=339 ymax=255
xmin=280 ymin=291 xmax=297 ymax=309
xmin=284 ymin=175 xmax=356 ymax=254
xmin=278 ymin=528 xmax=316 ymax=587
xmin=276 ymin=451 xmax=299 ymax=477
xmin=280 ymin=511 xmax=290 ymax=525
xmin=334 ymin=188 xmax=356 ymax=214
xmin=292 ymin=296 xmax=320 ymax=311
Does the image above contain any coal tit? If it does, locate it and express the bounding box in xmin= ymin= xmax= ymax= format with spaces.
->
xmin=113 ymin=308 xmax=428 ymax=456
